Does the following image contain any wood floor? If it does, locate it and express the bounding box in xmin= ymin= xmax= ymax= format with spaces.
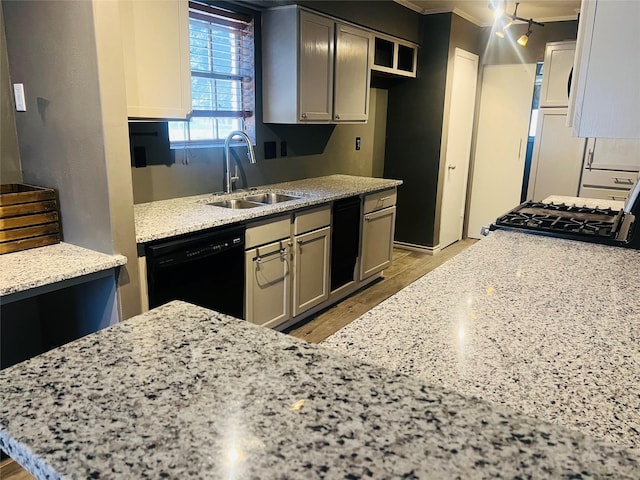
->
xmin=0 ymin=457 xmax=35 ymax=480
xmin=0 ymin=239 xmax=476 ymax=480
xmin=287 ymin=239 xmax=477 ymax=343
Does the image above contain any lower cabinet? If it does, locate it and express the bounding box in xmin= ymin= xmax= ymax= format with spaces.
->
xmin=293 ymin=226 xmax=330 ymax=317
xmin=244 ymin=206 xmax=331 ymax=329
xmin=245 ymin=239 xmax=291 ymax=329
xmin=244 ymin=190 xmax=398 ymax=330
xmin=360 ymin=205 xmax=396 ymax=280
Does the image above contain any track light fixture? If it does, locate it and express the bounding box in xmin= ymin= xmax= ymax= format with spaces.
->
xmin=517 ymin=20 xmax=533 ymax=46
xmin=490 ymin=2 xmax=544 ymax=46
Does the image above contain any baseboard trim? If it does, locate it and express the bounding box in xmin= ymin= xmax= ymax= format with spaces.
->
xmin=394 ymin=241 xmax=441 ymax=256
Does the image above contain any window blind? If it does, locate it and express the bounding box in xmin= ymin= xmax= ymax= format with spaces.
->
xmin=169 ymin=1 xmax=255 ymax=145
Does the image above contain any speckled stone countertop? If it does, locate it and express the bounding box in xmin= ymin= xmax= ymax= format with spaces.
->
xmin=134 ymin=174 xmax=401 ymax=244
xmin=543 ymin=194 xmax=625 ymax=210
xmin=1 ymin=300 xmax=638 ymax=479
xmin=324 ymin=230 xmax=640 ymax=451
xmin=0 ymin=242 xmax=127 ymax=297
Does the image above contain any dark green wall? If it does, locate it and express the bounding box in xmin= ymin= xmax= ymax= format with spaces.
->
xmin=384 ymin=13 xmax=450 ymax=247
xmin=384 ymin=12 xmax=486 ymax=248
xmin=297 ymin=0 xmax=421 ymax=43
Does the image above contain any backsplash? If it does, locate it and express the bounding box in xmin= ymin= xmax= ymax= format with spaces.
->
xmin=131 ymin=89 xmax=388 ymax=204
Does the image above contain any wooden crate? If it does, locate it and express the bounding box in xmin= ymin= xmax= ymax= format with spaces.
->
xmin=0 ymin=184 xmax=61 ymax=254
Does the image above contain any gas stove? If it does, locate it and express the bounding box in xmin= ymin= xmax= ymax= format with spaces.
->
xmin=489 ymin=180 xmax=640 ymax=249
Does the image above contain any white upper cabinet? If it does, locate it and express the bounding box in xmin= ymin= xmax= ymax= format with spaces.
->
xmin=569 ymin=0 xmax=640 ymax=138
xmin=262 ymin=6 xmax=371 ymax=124
xmin=540 ymin=41 xmax=575 ymax=108
xmin=119 ymin=0 xmax=191 ymax=120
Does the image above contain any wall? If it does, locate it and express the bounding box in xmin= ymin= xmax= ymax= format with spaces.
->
xmin=2 ymin=0 xmax=141 ymax=319
xmin=0 ymin=2 xmax=21 ymax=184
xmin=483 ymin=20 xmax=578 ymax=65
xmin=3 ymin=0 xmax=114 ymax=252
xmin=384 ymin=13 xmax=450 ymax=248
xmin=297 ymin=0 xmax=421 ymax=43
xmin=132 ymin=89 xmax=388 ymax=203
xmin=384 ymin=12 xmax=486 ymax=249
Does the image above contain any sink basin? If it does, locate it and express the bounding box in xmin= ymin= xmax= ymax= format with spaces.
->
xmin=242 ymin=193 xmax=301 ymax=204
xmin=206 ymin=199 xmax=263 ymax=209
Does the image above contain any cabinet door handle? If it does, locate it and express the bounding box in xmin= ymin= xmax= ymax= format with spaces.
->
xmin=517 ymin=138 xmax=523 ymax=159
xmin=587 ymin=149 xmax=594 ymax=170
xmin=335 ymin=114 xmax=341 ymax=120
xmin=301 ymin=113 xmax=308 ymax=119
xmin=612 ymin=177 xmax=634 ymax=185
xmin=448 ymin=164 xmax=456 ymax=170
xmin=255 ymin=248 xmax=286 ymax=265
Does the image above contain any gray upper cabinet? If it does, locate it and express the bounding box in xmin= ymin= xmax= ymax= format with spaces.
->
xmin=333 ymin=23 xmax=371 ymax=122
xmin=262 ymin=6 xmax=371 ymax=124
xmin=298 ymin=11 xmax=334 ymax=122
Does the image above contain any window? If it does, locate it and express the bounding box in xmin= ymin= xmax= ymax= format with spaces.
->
xmin=169 ymin=1 xmax=255 ymax=146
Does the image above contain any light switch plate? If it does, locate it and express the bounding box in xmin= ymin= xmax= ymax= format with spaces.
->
xmin=13 ymin=83 xmax=26 ymax=111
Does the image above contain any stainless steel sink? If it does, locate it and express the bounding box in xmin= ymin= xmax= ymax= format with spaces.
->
xmin=242 ymin=193 xmax=301 ymax=204
xmin=206 ymin=199 xmax=263 ymax=209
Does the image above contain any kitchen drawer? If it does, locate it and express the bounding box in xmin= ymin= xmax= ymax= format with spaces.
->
xmin=294 ymin=205 xmax=331 ymax=235
xmin=581 ymin=169 xmax=639 ymax=190
xmin=246 ymin=215 xmax=291 ymax=249
xmin=363 ymin=188 xmax=397 ymax=214
xmin=579 ymin=186 xmax=630 ymax=202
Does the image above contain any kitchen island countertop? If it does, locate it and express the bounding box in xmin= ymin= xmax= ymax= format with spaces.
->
xmin=324 ymin=229 xmax=640 ymax=450
xmin=134 ymin=174 xmax=401 ymax=244
xmin=1 ymin=300 xmax=638 ymax=479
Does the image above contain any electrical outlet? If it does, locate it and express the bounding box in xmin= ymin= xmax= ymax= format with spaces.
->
xmin=264 ymin=141 xmax=276 ymax=159
xmin=355 ymin=137 xmax=361 ymax=151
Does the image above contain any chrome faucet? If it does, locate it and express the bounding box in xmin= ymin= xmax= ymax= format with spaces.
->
xmin=223 ymin=130 xmax=257 ymax=194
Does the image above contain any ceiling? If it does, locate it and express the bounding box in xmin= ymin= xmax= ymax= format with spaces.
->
xmin=394 ymin=0 xmax=581 ymax=26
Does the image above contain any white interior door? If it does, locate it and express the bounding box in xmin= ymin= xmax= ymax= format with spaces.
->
xmin=466 ymin=64 xmax=536 ymax=239
xmin=439 ymin=48 xmax=478 ymax=249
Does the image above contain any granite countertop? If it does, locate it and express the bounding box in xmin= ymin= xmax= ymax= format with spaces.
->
xmin=1 ymin=300 xmax=638 ymax=479
xmin=543 ymin=194 xmax=625 ymax=210
xmin=0 ymin=242 xmax=127 ymax=297
xmin=134 ymin=174 xmax=401 ymax=244
xmin=324 ymin=230 xmax=640 ymax=451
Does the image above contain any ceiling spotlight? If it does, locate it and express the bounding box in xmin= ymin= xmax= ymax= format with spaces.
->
xmin=490 ymin=3 xmax=544 ymax=47
xmin=517 ymin=20 xmax=533 ymax=46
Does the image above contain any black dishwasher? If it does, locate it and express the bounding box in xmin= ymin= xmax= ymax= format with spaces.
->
xmin=331 ymin=196 xmax=361 ymax=291
xmin=145 ymin=224 xmax=245 ymax=318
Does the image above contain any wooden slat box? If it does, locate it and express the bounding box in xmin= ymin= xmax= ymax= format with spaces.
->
xmin=0 ymin=184 xmax=61 ymax=254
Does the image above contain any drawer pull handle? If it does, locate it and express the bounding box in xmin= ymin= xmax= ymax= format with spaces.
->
xmin=612 ymin=177 xmax=634 ymax=185
xmin=608 ymin=195 xmax=626 ymax=201
xmin=377 ymin=196 xmax=392 ymax=202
